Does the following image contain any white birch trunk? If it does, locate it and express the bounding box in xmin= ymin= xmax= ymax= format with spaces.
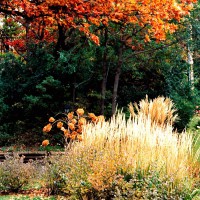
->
xmin=187 ymin=23 xmax=194 ymax=91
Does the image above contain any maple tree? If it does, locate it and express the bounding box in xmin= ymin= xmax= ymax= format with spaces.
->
xmin=0 ymin=0 xmax=197 ymax=113
xmin=0 ymin=0 xmax=196 ymax=51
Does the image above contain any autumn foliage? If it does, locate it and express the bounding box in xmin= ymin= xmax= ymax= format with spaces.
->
xmin=42 ymin=108 xmax=105 ymax=146
xmin=0 ymin=0 xmax=197 ymax=52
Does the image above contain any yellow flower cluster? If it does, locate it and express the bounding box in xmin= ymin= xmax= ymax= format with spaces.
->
xmin=42 ymin=108 xmax=105 ymax=146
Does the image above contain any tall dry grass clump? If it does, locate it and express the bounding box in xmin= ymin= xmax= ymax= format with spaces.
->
xmin=51 ymin=96 xmax=199 ymax=198
xmin=129 ymin=95 xmax=178 ymax=127
xmin=77 ymin=113 xmax=194 ymax=182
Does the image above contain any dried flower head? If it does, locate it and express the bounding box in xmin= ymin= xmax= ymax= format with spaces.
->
xmin=88 ymin=113 xmax=96 ymax=119
xmin=88 ymin=113 xmax=97 ymax=122
xmin=71 ymin=118 xmax=77 ymax=124
xmin=76 ymin=108 xmax=84 ymax=116
xmin=64 ymin=130 xmax=70 ymax=138
xmin=61 ymin=127 xmax=66 ymax=132
xmin=70 ymin=134 xmax=76 ymax=140
xmin=42 ymin=139 xmax=49 ymax=146
xmin=76 ymin=127 xmax=82 ymax=133
xmin=67 ymin=112 xmax=74 ymax=120
xmin=43 ymin=123 xmax=52 ymax=132
xmin=68 ymin=122 xmax=75 ymax=131
xmin=57 ymin=121 xmax=63 ymax=129
xmin=78 ymin=117 xmax=86 ymax=125
xmin=49 ymin=117 xmax=55 ymax=123
xmin=71 ymin=131 xmax=78 ymax=136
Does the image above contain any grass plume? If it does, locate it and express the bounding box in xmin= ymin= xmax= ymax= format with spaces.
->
xmin=129 ymin=95 xmax=178 ymax=127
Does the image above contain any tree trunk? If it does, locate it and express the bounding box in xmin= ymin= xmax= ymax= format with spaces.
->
xmin=112 ymin=44 xmax=123 ymax=115
xmin=25 ymin=20 xmax=30 ymax=59
xmin=3 ymin=5 xmax=9 ymax=52
xmin=188 ymin=46 xmax=194 ymax=90
xmin=101 ymin=28 xmax=108 ymax=115
xmin=72 ymin=73 xmax=77 ymax=106
xmin=54 ymin=24 xmax=66 ymax=58
xmin=187 ymin=23 xmax=194 ymax=91
xmin=101 ymin=63 xmax=107 ymax=115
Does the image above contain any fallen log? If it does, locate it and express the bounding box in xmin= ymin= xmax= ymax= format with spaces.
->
xmin=0 ymin=151 xmax=65 ymax=163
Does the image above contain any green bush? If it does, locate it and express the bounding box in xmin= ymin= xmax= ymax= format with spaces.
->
xmin=187 ymin=115 xmax=200 ymax=163
xmin=0 ymin=51 xmax=67 ymax=144
xmin=174 ymin=98 xmax=195 ymax=131
xmin=187 ymin=115 xmax=200 ymax=132
xmin=0 ymin=124 xmax=13 ymax=146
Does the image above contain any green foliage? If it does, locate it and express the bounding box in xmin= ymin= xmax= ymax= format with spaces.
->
xmin=0 ymin=97 xmax=9 ymax=117
xmin=171 ymin=92 xmax=195 ymax=131
xmin=187 ymin=115 xmax=200 ymax=132
xmin=0 ymin=4 xmax=200 ymax=142
xmin=0 ymin=49 xmax=69 ymax=144
xmin=0 ymin=125 xmax=13 ymax=146
xmin=23 ymin=76 xmax=62 ymax=110
xmin=2 ymin=18 xmax=21 ymax=38
xmin=165 ymin=56 xmax=197 ymax=130
xmin=187 ymin=115 xmax=200 ymax=162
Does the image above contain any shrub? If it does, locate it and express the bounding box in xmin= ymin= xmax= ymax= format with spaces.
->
xmin=41 ymin=108 xmax=105 ymax=147
xmin=0 ymin=154 xmax=36 ymax=192
xmin=41 ymin=156 xmax=69 ymax=195
xmin=187 ymin=115 xmax=200 ymax=132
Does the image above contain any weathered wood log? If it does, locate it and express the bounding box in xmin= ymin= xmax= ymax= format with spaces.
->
xmin=0 ymin=151 xmax=65 ymax=163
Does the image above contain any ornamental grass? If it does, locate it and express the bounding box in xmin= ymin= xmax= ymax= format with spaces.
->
xmin=73 ymin=115 xmax=194 ymax=183
xmin=58 ymin=97 xmax=199 ymax=197
xmin=39 ymin=97 xmax=200 ymax=198
xmin=128 ymin=95 xmax=178 ymax=127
